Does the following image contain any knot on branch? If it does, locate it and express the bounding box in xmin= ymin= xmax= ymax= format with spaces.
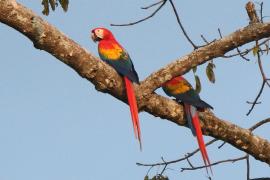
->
xmin=31 ymin=16 xmax=46 ymax=49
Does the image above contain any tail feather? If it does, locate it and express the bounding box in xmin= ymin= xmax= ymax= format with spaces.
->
xmin=184 ymin=104 xmax=196 ymax=136
xmin=124 ymin=77 xmax=142 ymax=150
xmin=185 ymin=104 xmax=212 ymax=174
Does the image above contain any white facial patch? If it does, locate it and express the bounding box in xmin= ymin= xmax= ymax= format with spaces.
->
xmin=95 ymin=29 xmax=104 ymax=39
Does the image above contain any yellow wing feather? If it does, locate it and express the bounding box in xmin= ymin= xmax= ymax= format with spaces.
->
xmin=166 ymin=79 xmax=192 ymax=95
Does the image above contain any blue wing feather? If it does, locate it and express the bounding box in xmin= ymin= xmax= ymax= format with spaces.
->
xmin=99 ymin=50 xmax=139 ymax=83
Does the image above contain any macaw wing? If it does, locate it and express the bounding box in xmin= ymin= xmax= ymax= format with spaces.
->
xmin=100 ymin=49 xmax=139 ymax=83
xmin=175 ymin=90 xmax=213 ymax=109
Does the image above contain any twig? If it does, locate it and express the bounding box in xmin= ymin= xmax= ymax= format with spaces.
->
xmin=160 ymin=157 xmax=168 ymax=175
xmin=246 ymin=155 xmax=250 ymax=180
xmin=218 ymin=28 xmax=223 ymax=38
xmin=200 ymin=34 xmax=216 ymax=45
xmin=218 ymin=142 xmax=226 ymax=149
xmin=249 ymin=118 xmax=270 ymax=131
xmin=181 ymin=155 xmax=247 ymax=171
xmin=237 ymin=47 xmax=250 ymax=61
xmin=201 ymin=34 xmax=209 ymax=44
xmin=167 ymin=0 xmax=198 ymax=49
xmin=256 ymin=44 xmax=270 ymax=87
xmin=141 ymin=0 xmax=164 ymax=10
xmin=136 ymin=139 xmax=218 ymax=167
xmin=223 ymin=37 xmax=270 ymax=59
xmin=246 ymin=40 xmax=270 ymax=115
xmin=111 ymin=0 xmax=167 ymax=26
xmin=259 ymin=2 xmax=264 ymax=23
xmin=186 ymin=156 xmax=194 ymax=168
xmin=222 ymin=49 xmax=250 ymax=59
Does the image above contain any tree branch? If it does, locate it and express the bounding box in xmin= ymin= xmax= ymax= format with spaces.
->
xmin=110 ymin=0 xmax=166 ymax=26
xmin=1 ymin=0 xmax=270 ymax=165
xmin=181 ymin=155 xmax=247 ymax=171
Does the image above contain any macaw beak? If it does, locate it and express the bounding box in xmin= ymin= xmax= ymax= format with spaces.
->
xmin=91 ymin=32 xmax=97 ymax=43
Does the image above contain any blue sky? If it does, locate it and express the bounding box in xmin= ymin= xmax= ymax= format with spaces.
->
xmin=0 ymin=0 xmax=269 ymax=179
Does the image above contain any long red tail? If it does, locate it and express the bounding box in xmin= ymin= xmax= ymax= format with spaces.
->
xmin=186 ymin=104 xmax=212 ymax=174
xmin=124 ymin=76 xmax=142 ymax=150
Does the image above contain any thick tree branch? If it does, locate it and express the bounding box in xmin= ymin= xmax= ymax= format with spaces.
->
xmin=1 ymin=0 xmax=270 ymax=165
xmin=138 ymin=22 xmax=270 ymax=96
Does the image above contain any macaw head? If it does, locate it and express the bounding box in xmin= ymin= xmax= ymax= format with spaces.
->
xmin=91 ymin=27 xmax=115 ymax=42
xmin=162 ymin=76 xmax=184 ymax=86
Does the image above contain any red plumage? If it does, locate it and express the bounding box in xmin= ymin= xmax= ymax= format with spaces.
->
xmin=184 ymin=104 xmax=212 ymax=174
xmin=91 ymin=27 xmax=142 ymax=149
xmin=125 ymin=77 xmax=142 ymax=150
xmin=163 ymin=76 xmax=213 ymax=174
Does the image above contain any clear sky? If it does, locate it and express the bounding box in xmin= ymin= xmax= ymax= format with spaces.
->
xmin=0 ymin=0 xmax=269 ymax=179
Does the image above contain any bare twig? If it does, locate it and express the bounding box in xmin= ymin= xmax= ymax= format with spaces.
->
xmin=236 ymin=47 xmax=251 ymax=61
xmin=246 ymin=40 xmax=270 ymax=115
xmin=200 ymin=34 xmax=209 ymax=44
xmin=141 ymin=0 xmax=164 ymax=10
xmin=167 ymin=0 xmax=198 ymax=49
xmin=223 ymin=37 xmax=270 ymax=59
xmin=186 ymin=156 xmax=195 ymax=168
xmin=160 ymin=157 xmax=168 ymax=175
xmin=256 ymin=45 xmax=270 ymax=87
xmin=222 ymin=48 xmax=249 ymax=59
xmin=111 ymin=0 xmax=167 ymax=26
xmin=136 ymin=139 xmax=218 ymax=167
xmin=218 ymin=141 xmax=226 ymax=149
xmin=246 ymin=155 xmax=250 ymax=180
xmin=181 ymin=155 xmax=247 ymax=171
xmin=200 ymin=34 xmax=216 ymax=45
xmin=249 ymin=118 xmax=270 ymax=131
xmin=259 ymin=2 xmax=264 ymax=23
xmin=218 ymin=28 xmax=223 ymax=38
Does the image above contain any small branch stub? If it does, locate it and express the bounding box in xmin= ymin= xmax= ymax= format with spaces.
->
xmin=246 ymin=1 xmax=260 ymax=24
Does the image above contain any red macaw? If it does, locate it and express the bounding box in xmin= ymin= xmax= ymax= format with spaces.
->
xmin=162 ymin=76 xmax=213 ymax=173
xmin=91 ymin=27 xmax=142 ymax=149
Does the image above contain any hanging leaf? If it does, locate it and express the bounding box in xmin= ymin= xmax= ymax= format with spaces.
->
xmin=252 ymin=45 xmax=259 ymax=56
xmin=42 ymin=0 xmax=50 ymax=15
xmin=206 ymin=62 xmax=216 ymax=83
xmin=195 ymin=75 xmax=201 ymax=94
xmin=192 ymin=66 xmax=197 ymax=73
xmin=59 ymin=0 xmax=69 ymax=12
xmin=49 ymin=0 xmax=56 ymax=11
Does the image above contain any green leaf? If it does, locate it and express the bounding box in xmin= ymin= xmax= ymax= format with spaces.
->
xmin=144 ymin=175 xmax=149 ymax=180
xmin=252 ymin=45 xmax=259 ymax=56
xmin=195 ymin=75 xmax=201 ymax=94
xmin=42 ymin=0 xmax=50 ymax=15
xmin=192 ymin=66 xmax=197 ymax=73
xmin=206 ymin=63 xmax=216 ymax=83
xmin=59 ymin=0 xmax=69 ymax=12
xmin=49 ymin=0 xmax=56 ymax=11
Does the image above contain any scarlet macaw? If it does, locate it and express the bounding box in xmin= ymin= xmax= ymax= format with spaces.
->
xmin=91 ymin=28 xmax=142 ymax=149
xmin=162 ymin=76 xmax=212 ymax=173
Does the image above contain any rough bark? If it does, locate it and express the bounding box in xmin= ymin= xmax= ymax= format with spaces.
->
xmin=1 ymin=0 xmax=270 ymax=165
